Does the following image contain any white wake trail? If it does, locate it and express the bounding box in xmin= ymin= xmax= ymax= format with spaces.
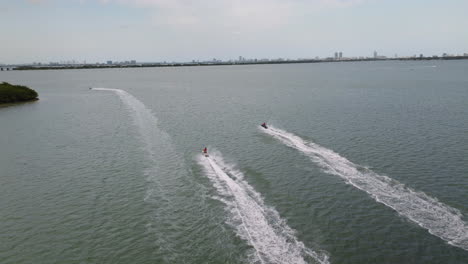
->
xmin=198 ymin=152 xmax=329 ymax=264
xmin=262 ymin=126 xmax=468 ymax=251
xmin=91 ymin=88 xmax=177 ymax=202
xmin=92 ymin=88 xmax=160 ymax=156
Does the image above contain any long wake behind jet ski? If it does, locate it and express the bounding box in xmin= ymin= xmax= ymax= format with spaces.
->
xmin=197 ymin=151 xmax=330 ymax=263
xmin=261 ymin=125 xmax=468 ymax=250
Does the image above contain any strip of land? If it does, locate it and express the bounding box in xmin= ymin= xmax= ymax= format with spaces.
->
xmin=10 ymin=56 xmax=468 ymax=71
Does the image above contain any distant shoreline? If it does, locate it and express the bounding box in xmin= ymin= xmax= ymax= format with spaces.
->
xmin=10 ymin=56 xmax=468 ymax=71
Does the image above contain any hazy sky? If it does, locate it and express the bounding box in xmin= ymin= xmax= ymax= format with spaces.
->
xmin=1 ymin=0 xmax=468 ymax=64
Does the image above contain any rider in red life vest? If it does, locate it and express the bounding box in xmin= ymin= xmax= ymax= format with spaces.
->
xmin=203 ymin=147 xmax=207 ymax=154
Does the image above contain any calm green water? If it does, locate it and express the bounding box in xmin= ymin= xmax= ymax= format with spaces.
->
xmin=1 ymin=61 xmax=467 ymax=264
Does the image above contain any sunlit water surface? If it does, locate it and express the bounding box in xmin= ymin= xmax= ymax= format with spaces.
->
xmin=1 ymin=61 xmax=467 ymax=263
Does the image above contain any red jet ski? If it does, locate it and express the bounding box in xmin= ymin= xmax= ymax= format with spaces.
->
xmin=261 ymin=122 xmax=268 ymax=129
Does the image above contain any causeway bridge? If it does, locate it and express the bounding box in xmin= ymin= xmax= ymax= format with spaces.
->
xmin=0 ymin=66 xmax=15 ymax=71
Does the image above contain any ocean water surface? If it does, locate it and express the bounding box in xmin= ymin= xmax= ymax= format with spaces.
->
xmin=1 ymin=61 xmax=467 ymax=263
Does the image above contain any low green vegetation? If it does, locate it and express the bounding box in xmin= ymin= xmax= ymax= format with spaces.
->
xmin=0 ymin=82 xmax=38 ymax=104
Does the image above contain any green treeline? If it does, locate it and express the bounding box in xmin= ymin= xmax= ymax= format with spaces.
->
xmin=0 ymin=82 xmax=38 ymax=103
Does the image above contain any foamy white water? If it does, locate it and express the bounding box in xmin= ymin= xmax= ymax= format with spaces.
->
xmin=198 ymin=152 xmax=329 ymax=264
xmin=92 ymin=88 xmax=162 ymax=156
xmin=92 ymin=88 xmax=176 ymax=202
xmin=262 ymin=126 xmax=468 ymax=251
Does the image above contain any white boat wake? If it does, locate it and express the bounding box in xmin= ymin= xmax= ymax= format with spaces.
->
xmin=198 ymin=152 xmax=329 ymax=264
xmin=91 ymin=87 xmax=178 ymax=203
xmin=262 ymin=126 xmax=468 ymax=251
xmin=91 ymin=88 xmax=163 ymax=155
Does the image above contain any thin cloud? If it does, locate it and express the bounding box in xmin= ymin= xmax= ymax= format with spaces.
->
xmin=95 ymin=0 xmax=368 ymax=28
xmin=27 ymin=0 xmax=46 ymax=3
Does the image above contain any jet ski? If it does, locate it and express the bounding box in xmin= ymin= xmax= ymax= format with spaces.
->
xmin=202 ymin=147 xmax=209 ymax=157
xmin=261 ymin=122 xmax=268 ymax=129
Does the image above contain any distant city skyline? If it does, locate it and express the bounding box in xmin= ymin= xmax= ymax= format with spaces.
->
xmin=4 ymin=50 xmax=468 ymax=67
xmin=1 ymin=0 xmax=468 ymax=64
xmin=5 ymin=51 xmax=468 ymax=70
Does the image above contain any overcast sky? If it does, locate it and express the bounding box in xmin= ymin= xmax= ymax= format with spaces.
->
xmin=1 ymin=0 xmax=468 ymax=64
